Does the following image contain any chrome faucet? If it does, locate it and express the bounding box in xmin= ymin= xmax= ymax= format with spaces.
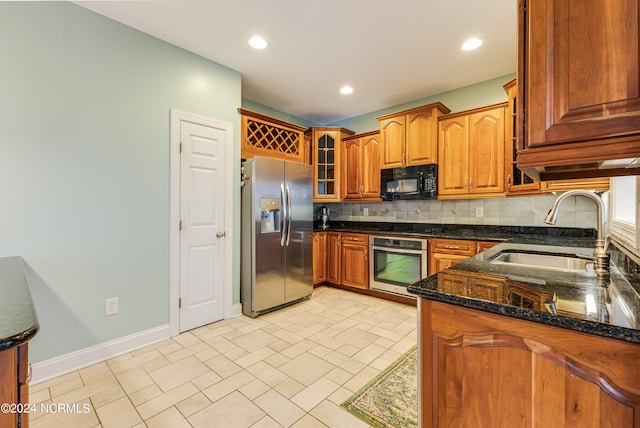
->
xmin=544 ymin=190 xmax=610 ymax=275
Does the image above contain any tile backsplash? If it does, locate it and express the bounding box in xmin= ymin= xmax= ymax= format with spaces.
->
xmin=315 ymin=192 xmax=609 ymax=230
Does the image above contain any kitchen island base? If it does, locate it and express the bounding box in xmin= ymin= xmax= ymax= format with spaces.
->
xmin=418 ymin=299 xmax=640 ymax=427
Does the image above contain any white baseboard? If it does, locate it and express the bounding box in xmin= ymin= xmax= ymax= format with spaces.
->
xmin=31 ymin=324 xmax=171 ymax=385
xmin=231 ymin=303 xmax=243 ymax=318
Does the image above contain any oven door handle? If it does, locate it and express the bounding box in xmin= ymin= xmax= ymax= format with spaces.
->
xmin=371 ymin=245 xmax=426 ymax=255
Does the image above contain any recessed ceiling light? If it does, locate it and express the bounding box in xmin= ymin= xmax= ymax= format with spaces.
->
xmin=339 ymin=86 xmax=354 ymax=95
xmin=462 ymin=37 xmax=482 ymax=51
xmin=249 ymin=36 xmax=267 ymax=50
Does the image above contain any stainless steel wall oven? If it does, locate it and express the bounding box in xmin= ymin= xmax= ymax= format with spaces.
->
xmin=369 ymin=236 xmax=428 ymax=297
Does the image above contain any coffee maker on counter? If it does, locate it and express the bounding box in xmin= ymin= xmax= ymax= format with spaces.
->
xmin=318 ymin=206 xmax=330 ymax=230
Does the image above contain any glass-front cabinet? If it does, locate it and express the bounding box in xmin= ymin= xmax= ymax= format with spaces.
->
xmin=310 ymin=127 xmax=354 ymax=201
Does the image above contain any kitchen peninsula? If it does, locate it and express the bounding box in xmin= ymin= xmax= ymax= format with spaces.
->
xmin=408 ymin=242 xmax=640 ymax=427
xmin=0 ymin=257 xmax=39 ymax=428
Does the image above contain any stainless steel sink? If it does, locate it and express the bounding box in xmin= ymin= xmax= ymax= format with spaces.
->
xmin=489 ymin=251 xmax=594 ymax=273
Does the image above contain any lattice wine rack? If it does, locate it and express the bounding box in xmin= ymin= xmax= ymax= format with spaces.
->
xmin=239 ymin=108 xmax=308 ymax=163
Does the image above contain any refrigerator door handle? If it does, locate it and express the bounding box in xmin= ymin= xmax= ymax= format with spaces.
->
xmin=280 ymin=182 xmax=287 ymax=247
xmin=286 ymin=184 xmax=292 ymax=246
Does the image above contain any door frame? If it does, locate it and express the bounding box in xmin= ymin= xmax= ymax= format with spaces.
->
xmin=169 ymin=108 xmax=234 ymax=336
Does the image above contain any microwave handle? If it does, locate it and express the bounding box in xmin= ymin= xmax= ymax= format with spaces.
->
xmin=419 ymin=175 xmax=425 ymax=193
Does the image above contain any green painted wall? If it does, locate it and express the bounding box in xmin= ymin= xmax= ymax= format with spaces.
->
xmin=241 ymin=100 xmax=318 ymax=128
xmin=0 ymin=2 xmax=242 ymax=363
xmin=328 ymin=73 xmax=515 ymax=133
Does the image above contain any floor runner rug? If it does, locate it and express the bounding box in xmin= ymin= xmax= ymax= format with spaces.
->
xmin=341 ymin=345 xmax=417 ymax=428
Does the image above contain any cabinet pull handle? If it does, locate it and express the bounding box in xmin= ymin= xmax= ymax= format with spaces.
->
xmin=444 ymin=245 xmax=461 ymax=249
xmin=469 ymin=177 xmax=473 ymax=190
xmin=507 ymin=174 xmax=511 ymax=189
xmin=365 ymin=247 xmax=368 ymax=260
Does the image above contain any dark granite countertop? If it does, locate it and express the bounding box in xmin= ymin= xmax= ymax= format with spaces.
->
xmin=0 ymin=257 xmax=39 ymax=351
xmin=314 ymin=221 xmax=597 ymax=247
xmin=408 ymin=242 xmax=640 ymax=345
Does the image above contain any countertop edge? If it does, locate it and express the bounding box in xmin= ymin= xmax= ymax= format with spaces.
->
xmin=408 ymin=282 xmax=640 ymax=345
xmin=0 ymin=256 xmax=40 ymax=351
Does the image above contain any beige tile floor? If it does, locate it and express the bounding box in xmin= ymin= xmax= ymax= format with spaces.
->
xmin=29 ymin=286 xmax=417 ymax=428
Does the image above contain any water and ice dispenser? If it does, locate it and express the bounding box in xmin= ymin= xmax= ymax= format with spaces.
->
xmin=260 ymin=198 xmax=280 ymax=233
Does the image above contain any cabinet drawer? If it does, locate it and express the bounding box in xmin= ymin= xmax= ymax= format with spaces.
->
xmin=430 ymin=239 xmax=476 ymax=256
xmin=475 ymin=241 xmax=499 ymax=253
xmin=341 ymin=233 xmax=368 ymax=245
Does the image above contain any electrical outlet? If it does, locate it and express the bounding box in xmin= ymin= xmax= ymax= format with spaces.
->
xmin=363 ymin=207 xmax=369 ymax=216
xmin=475 ymin=207 xmax=484 ymax=218
xmin=105 ymin=297 xmax=119 ymax=316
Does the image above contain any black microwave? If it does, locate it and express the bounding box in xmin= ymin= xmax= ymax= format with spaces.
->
xmin=380 ymin=164 xmax=437 ymax=200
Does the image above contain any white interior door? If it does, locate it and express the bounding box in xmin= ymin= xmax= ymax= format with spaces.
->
xmin=179 ymin=119 xmax=226 ymax=331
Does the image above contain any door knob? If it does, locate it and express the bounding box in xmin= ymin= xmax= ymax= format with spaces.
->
xmin=216 ymin=231 xmax=226 ymax=238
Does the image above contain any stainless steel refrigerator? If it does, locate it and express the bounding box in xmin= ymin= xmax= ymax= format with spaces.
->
xmin=241 ymin=156 xmax=313 ymax=317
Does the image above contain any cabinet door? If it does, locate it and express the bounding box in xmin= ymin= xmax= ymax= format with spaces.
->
xmin=342 ymin=138 xmax=362 ymax=200
xmin=504 ymin=80 xmax=540 ymax=195
xmin=469 ymin=107 xmax=505 ymax=194
xmin=361 ymin=134 xmax=381 ymax=198
xmin=313 ymin=232 xmax=327 ymax=284
xmin=406 ymin=109 xmax=438 ymax=166
xmin=438 ymin=116 xmax=469 ymax=195
xmin=475 ymin=241 xmax=498 ymax=254
xmin=519 ymin=0 xmax=640 ymax=171
xmin=313 ymin=130 xmax=340 ymax=201
xmin=420 ymin=300 xmax=640 ymax=427
xmin=379 ymin=116 xmax=405 ymax=169
xmin=326 ymin=232 xmax=341 ymax=284
xmin=341 ymin=235 xmax=369 ymax=289
xmin=429 ymin=253 xmax=470 ymax=275
xmin=0 ymin=347 xmax=19 ymax=427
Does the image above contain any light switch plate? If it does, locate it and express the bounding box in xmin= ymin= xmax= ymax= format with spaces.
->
xmin=105 ymin=297 xmax=119 ymax=316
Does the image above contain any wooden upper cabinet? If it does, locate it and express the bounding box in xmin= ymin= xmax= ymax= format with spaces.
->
xmin=438 ymin=115 xmax=469 ymax=195
xmin=239 ymin=109 xmax=308 ymax=163
xmin=503 ymin=79 xmax=541 ymax=195
xmin=379 ymin=116 xmax=406 ymax=168
xmin=516 ymin=0 xmax=640 ymax=179
xmin=342 ymin=131 xmax=381 ymax=201
xmin=377 ymin=103 xmax=450 ymax=169
xmin=469 ymin=107 xmax=505 ymax=194
xmin=310 ymin=127 xmax=354 ymax=202
xmin=438 ymin=104 xmax=506 ymax=198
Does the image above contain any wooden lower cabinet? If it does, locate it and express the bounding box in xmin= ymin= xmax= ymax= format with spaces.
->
xmin=325 ymin=232 xmax=341 ymax=284
xmin=320 ymin=232 xmax=369 ymax=290
xmin=340 ymin=233 xmax=369 ymax=289
xmin=418 ymin=299 xmax=640 ymax=427
xmin=0 ymin=344 xmax=29 ymax=428
xmin=475 ymin=240 xmax=498 ymax=253
xmin=428 ymin=239 xmax=476 ymax=275
xmin=312 ymin=232 xmax=327 ymax=284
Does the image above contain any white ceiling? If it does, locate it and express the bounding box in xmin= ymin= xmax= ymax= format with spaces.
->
xmin=74 ymin=0 xmax=517 ymax=124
